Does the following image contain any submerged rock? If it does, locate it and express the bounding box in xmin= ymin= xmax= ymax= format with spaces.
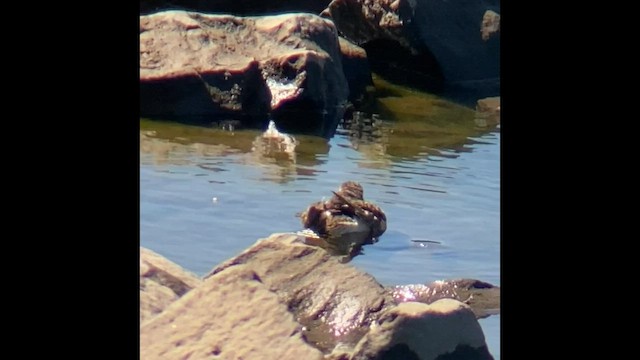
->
xmin=140 ymin=11 xmax=349 ymax=137
xmin=139 ymin=247 xmax=202 ymax=323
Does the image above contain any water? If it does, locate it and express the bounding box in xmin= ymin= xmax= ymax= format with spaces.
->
xmin=140 ymin=84 xmax=500 ymax=358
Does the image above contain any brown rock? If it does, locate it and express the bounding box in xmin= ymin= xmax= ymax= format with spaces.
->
xmin=140 ymin=247 xmax=202 ymax=323
xmin=205 ymin=233 xmax=396 ymax=353
xmin=143 ymin=233 xmax=496 ymax=358
xmin=476 ymin=96 xmax=500 ymax=115
xmin=323 ymin=0 xmax=500 ymax=97
xmin=323 ymin=0 xmax=410 ymax=46
xmin=475 ymin=96 xmax=500 ymax=127
xmin=350 ymin=299 xmax=494 ymax=360
xmin=481 ymin=10 xmax=501 ymax=41
xmin=140 ymin=264 xmax=324 ymax=360
xmin=140 ymin=11 xmax=349 ymax=137
xmin=390 ymin=279 xmax=501 ymax=319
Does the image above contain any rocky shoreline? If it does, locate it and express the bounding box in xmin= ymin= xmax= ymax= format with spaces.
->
xmin=139 ymin=2 xmax=501 ymax=358
xmin=140 ymin=233 xmax=499 ymax=359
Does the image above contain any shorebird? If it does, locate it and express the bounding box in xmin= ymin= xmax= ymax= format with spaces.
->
xmin=299 ymin=181 xmax=387 ymax=261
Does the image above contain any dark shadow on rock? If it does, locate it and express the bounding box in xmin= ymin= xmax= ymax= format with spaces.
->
xmin=140 ymin=65 xmax=271 ymax=127
xmin=323 ymin=0 xmax=500 ymax=106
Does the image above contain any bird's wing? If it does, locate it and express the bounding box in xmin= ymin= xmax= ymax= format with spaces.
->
xmin=331 ymin=191 xmax=368 ymax=219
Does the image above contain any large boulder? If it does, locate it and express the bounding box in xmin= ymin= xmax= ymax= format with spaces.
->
xmin=140 ymin=264 xmax=324 ymax=359
xmin=140 ymin=247 xmax=202 ymax=323
xmin=205 ymin=233 xmax=395 ymax=353
xmin=323 ymin=0 xmax=500 ymax=98
xmin=140 ymin=11 xmax=349 ymax=137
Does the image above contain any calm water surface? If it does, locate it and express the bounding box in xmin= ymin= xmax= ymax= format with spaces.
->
xmin=140 ymin=83 xmax=500 ymax=358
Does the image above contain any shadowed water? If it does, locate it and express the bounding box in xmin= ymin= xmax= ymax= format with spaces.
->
xmin=140 ymin=80 xmax=500 ymax=358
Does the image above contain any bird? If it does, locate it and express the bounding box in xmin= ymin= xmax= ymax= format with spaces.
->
xmin=298 ymin=181 xmax=387 ymax=261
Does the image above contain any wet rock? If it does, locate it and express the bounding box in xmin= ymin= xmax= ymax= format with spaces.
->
xmin=476 ymin=96 xmax=500 ymax=115
xmin=140 ymin=247 xmax=202 ymax=323
xmin=475 ymin=96 xmax=500 ymax=127
xmin=205 ymin=233 xmax=397 ymax=353
xmin=390 ymin=279 xmax=501 ymax=319
xmin=350 ymin=300 xmax=494 ymax=360
xmin=140 ymin=264 xmax=324 ymax=360
xmin=322 ymin=0 xmax=412 ymax=47
xmin=323 ymin=0 xmax=500 ymax=97
xmin=140 ymin=11 xmax=349 ymax=137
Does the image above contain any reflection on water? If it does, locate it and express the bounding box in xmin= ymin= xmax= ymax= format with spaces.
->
xmin=140 ymin=80 xmax=498 ymax=184
xmin=140 ymin=83 xmax=500 ymax=358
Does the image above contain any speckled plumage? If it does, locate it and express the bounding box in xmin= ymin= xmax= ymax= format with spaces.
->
xmin=299 ymin=181 xmax=387 ymax=260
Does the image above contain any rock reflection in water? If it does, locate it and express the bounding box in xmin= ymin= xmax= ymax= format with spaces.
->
xmin=366 ymin=76 xmax=500 ymax=159
xmin=248 ymin=120 xmax=301 ymax=183
xmin=140 ymin=79 xmax=499 ymax=182
xmin=140 ymin=118 xmax=330 ymax=183
xmin=251 ymin=120 xmax=299 ymax=162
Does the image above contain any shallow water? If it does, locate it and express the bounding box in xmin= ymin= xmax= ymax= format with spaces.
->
xmin=140 ymin=83 xmax=500 ymax=358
